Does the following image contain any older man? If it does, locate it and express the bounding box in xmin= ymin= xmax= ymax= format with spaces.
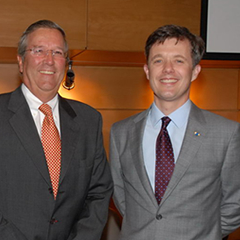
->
xmin=0 ymin=20 xmax=112 ymax=240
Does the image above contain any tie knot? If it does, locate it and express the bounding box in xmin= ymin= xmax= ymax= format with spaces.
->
xmin=161 ymin=116 xmax=171 ymax=130
xmin=39 ymin=104 xmax=52 ymax=117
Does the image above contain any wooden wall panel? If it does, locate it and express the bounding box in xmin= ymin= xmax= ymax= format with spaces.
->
xmin=211 ymin=111 xmax=239 ymax=122
xmin=0 ymin=64 xmax=21 ymax=94
xmin=0 ymin=0 xmax=202 ymax=52
xmin=190 ymin=68 xmax=239 ymax=110
xmin=100 ymin=110 xmax=142 ymax=155
xmin=0 ymin=0 xmax=87 ymax=49
xmin=59 ymin=66 xmax=239 ymax=112
xmin=88 ymin=0 xmax=201 ymax=51
xmin=59 ymin=66 xmax=154 ymax=109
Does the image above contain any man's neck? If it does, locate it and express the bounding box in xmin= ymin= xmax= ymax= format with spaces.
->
xmin=154 ymin=99 xmax=189 ymax=115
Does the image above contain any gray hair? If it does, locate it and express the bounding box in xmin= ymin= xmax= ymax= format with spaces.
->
xmin=18 ymin=19 xmax=68 ymax=61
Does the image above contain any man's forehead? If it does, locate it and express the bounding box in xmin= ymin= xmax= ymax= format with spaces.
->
xmin=27 ymin=28 xmax=65 ymax=45
xmin=28 ymin=28 xmax=61 ymax=37
xmin=156 ymin=37 xmax=190 ymax=46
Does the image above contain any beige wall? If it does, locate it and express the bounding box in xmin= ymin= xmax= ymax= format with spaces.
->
xmin=0 ymin=0 xmax=201 ymax=51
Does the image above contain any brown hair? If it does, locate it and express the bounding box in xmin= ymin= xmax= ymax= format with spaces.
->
xmin=145 ymin=24 xmax=205 ymax=67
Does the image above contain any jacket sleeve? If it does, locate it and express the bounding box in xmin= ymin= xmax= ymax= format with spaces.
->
xmin=109 ymin=124 xmax=126 ymax=216
xmin=221 ymin=123 xmax=240 ymax=237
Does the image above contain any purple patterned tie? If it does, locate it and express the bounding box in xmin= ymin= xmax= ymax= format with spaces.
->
xmin=155 ymin=116 xmax=175 ymax=204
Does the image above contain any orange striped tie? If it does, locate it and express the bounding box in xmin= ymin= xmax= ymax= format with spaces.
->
xmin=39 ymin=104 xmax=61 ymax=199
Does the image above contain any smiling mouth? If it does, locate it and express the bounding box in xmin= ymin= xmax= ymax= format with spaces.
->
xmin=40 ymin=70 xmax=55 ymax=75
xmin=161 ymin=79 xmax=177 ymax=83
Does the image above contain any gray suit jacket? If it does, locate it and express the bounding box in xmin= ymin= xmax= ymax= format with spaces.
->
xmin=0 ymin=87 xmax=113 ymax=240
xmin=110 ymin=102 xmax=240 ymax=240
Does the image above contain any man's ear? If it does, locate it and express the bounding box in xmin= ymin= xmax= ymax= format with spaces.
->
xmin=17 ymin=55 xmax=23 ymax=73
xmin=191 ymin=64 xmax=201 ymax=82
xmin=143 ymin=64 xmax=150 ymax=80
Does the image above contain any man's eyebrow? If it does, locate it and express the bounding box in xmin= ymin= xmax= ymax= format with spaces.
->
xmin=150 ymin=54 xmax=163 ymax=61
xmin=173 ymin=54 xmax=187 ymax=60
xmin=31 ymin=45 xmax=64 ymax=50
xmin=150 ymin=54 xmax=187 ymax=61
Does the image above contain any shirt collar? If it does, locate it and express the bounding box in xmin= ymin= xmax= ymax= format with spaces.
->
xmin=150 ymin=100 xmax=191 ymax=128
xmin=21 ymin=83 xmax=59 ymax=112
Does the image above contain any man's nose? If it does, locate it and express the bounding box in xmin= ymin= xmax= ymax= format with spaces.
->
xmin=44 ymin=50 xmax=54 ymax=64
xmin=163 ymin=61 xmax=174 ymax=73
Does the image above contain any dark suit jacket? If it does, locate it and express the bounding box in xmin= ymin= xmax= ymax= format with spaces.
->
xmin=110 ymin=102 xmax=240 ymax=240
xmin=0 ymin=87 xmax=113 ymax=240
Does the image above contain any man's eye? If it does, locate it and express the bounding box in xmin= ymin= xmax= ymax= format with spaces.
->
xmin=34 ymin=48 xmax=44 ymax=54
xmin=154 ymin=59 xmax=162 ymax=63
xmin=54 ymin=50 xmax=63 ymax=56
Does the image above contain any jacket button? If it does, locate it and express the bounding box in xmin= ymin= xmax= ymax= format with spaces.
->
xmin=50 ymin=218 xmax=58 ymax=224
xmin=156 ymin=214 xmax=162 ymax=220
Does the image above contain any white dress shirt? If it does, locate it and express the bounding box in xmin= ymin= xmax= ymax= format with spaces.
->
xmin=142 ymin=100 xmax=191 ymax=190
xmin=21 ymin=84 xmax=61 ymax=138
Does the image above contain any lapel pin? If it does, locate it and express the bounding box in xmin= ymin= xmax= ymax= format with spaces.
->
xmin=194 ymin=131 xmax=201 ymax=136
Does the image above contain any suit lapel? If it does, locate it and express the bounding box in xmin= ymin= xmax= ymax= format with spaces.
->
xmin=8 ymin=89 xmax=82 ymax=193
xmin=130 ymin=109 xmax=159 ymax=207
xmin=58 ymin=97 xmax=80 ymax=184
xmin=160 ymin=103 xmax=208 ymax=205
xmin=8 ymin=87 xmax=51 ymax=186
